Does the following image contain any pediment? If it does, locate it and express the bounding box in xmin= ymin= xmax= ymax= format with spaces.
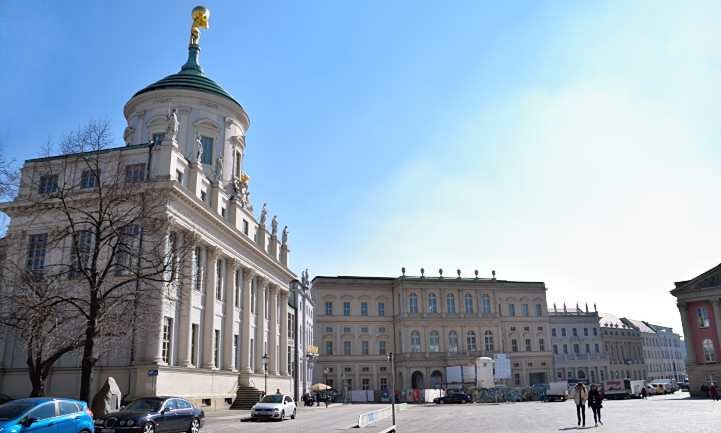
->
xmin=673 ymin=262 xmax=721 ymax=294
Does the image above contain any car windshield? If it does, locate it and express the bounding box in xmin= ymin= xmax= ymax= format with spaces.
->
xmin=261 ymin=395 xmax=283 ymax=403
xmin=124 ymin=398 xmax=163 ymax=412
xmin=0 ymin=401 xmax=34 ymax=420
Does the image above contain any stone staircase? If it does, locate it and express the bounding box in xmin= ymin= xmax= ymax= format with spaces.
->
xmin=230 ymin=385 xmax=263 ymax=410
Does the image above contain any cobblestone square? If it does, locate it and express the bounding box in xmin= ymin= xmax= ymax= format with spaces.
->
xmin=202 ymin=394 xmax=718 ymax=433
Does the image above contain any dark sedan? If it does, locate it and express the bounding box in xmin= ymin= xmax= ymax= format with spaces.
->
xmin=433 ymin=392 xmax=473 ymax=404
xmin=95 ymin=396 xmax=204 ymax=433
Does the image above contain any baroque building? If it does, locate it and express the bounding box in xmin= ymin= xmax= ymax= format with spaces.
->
xmin=643 ymin=322 xmax=687 ymax=382
xmin=0 ymin=8 xmax=297 ymax=408
xmin=548 ymin=305 xmax=610 ymax=384
xmin=599 ymin=313 xmax=646 ymax=381
xmin=313 ymin=272 xmax=554 ymax=396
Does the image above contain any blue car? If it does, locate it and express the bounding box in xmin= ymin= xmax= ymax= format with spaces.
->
xmin=0 ymin=397 xmax=94 ymax=433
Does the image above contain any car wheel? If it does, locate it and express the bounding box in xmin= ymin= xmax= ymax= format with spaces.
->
xmin=279 ymin=410 xmax=285 ymax=421
xmin=187 ymin=417 xmax=200 ymax=433
xmin=143 ymin=423 xmax=156 ymax=433
xmin=291 ymin=408 xmax=296 ymax=420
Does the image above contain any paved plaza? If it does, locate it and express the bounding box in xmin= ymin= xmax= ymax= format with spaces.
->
xmin=201 ymin=394 xmax=719 ymax=433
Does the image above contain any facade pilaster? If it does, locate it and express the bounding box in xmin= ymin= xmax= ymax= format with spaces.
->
xmin=176 ymin=232 xmax=194 ymax=367
xmin=254 ymin=276 xmax=267 ymax=373
xmin=280 ymin=291 xmax=289 ymax=375
xmin=269 ymin=285 xmax=279 ymax=375
xmin=240 ymin=268 xmax=255 ymax=372
xmin=202 ymin=245 xmax=218 ymax=369
xmin=222 ymin=257 xmax=237 ymax=370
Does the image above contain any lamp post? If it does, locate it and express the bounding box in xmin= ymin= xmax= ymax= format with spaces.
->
xmin=388 ymin=352 xmax=396 ymax=425
xmin=262 ymin=353 xmax=270 ymax=396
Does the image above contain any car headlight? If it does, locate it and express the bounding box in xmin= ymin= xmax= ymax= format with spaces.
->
xmin=126 ymin=420 xmax=135 ymax=426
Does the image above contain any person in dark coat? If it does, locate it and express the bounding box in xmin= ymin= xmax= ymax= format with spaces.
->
xmin=641 ymin=387 xmax=647 ymax=399
xmin=588 ymin=384 xmax=603 ymax=427
xmin=710 ymin=383 xmax=719 ymax=401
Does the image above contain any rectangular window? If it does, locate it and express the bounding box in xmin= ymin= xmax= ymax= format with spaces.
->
xmin=191 ymin=324 xmax=199 ymax=366
xmin=80 ymin=169 xmax=99 ymax=189
xmin=214 ymin=330 xmax=221 ymax=367
xmin=325 ymin=302 xmax=333 ymax=316
xmin=563 ymin=344 xmax=568 ymax=354
xmin=585 ymin=343 xmax=590 ymax=353
xmin=125 ymin=163 xmax=146 ymax=184
xmin=343 ymin=327 xmax=351 ymax=333
xmin=698 ymin=307 xmax=711 ymax=328
xmin=525 ymin=339 xmax=532 ymax=352
xmin=522 ymin=304 xmax=529 ymax=317
xmin=162 ymin=317 xmax=173 ymax=365
xmin=551 ymin=328 xmax=557 ymax=337
xmin=233 ymin=334 xmax=240 ymax=370
xmin=215 ymin=259 xmax=223 ymax=301
xmin=201 ymin=136 xmax=213 ymax=165
xmin=361 ymin=302 xmax=368 ymax=316
xmin=380 ymin=377 xmax=388 ymax=391
xmin=360 ymin=327 xmax=368 ymax=333
xmin=200 ymin=190 xmax=207 ymax=202
xmin=535 ymin=304 xmax=542 ymax=317
xmin=379 ymin=341 xmax=386 ymax=355
xmin=511 ymin=339 xmax=518 ymax=352
xmin=362 ymin=341 xmax=369 ymax=355
xmin=344 ymin=341 xmax=352 ymax=355
xmin=508 ymin=304 xmax=516 ymax=317
xmin=539 ymin=338 xmax=545 ymax=352
xmin=561 ymin=328 xmax=567 ymax=337
xmin=572 ymin=328 xmax=578 ymax=337
xmin=584 ymin=328 xmax=589 ymax=337
xmin=593 ymin=328 xmax=598 ymax=336
xmin=243 ymin=220 xmax=249 ymax=235
xmin=553 ymin=344 xmax=558 ymax=354
xmin=574 ymin=344 xmax=580 ymax=354
xmin=114 ymin=224 xmax=141 ymax=275
xmin=343 ymin=302 xmax=351 ymax=316
xmin=378 ymin=302 xmax=385 ymax=316
xmin=70 ymin=230 xmax=93 ymax=279
xmin=325 ymin=341 xmax=333 ymax=355
xmin=362 ymin=378 xmax=370 ymax=390
xmin=595 ymin=343 xmax=600 ymax=353
xmin=514 ymin=373 xmax=521 ymax=386
xmin=38 ymin=174 xmax=58 ymax=194
xmin=325 ymin=327 xmax=333 ymax=333
xmin=176 ymin=169 xmax=183 ymax=185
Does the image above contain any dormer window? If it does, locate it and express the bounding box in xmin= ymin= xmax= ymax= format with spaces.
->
xmin=200 ymin=136 xmax=213 ymax=165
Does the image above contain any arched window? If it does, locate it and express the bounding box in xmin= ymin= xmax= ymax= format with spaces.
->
xmin=464 ymin=294 xmax=473 ymax=314
xmin=409 ymin=293 xmax=418 ymax=313
xmin=411 ymin=331 xmax=421 ymax=352
xmin=429 ymin=331 xmax=440 ymax=352
xmin=484 ymin=330 xmax=494 ymax=352
xmin=467 ymin=331 xmax=477 ymax=351
xmin=703 ymin=339 xmax=716 ymax=362
xmin=428 ymin=294 xmax=437 ymax=313
xmin=448 ymin=331 xmax=458 ymax=353
xmin=447 ymin=294 xmax=456 ymax=314
xmin=482 ymin=294 xmax=491 ymax=313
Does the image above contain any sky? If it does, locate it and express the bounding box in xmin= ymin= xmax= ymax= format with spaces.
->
xmin=2 ymin=1 xmax=721 ymax=332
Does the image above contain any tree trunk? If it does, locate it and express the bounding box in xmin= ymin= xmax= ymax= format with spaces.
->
xmin=27 ymin=356 xmax=45 ymax=397
xmin=79 ymin=293 xmax=99 ymax=403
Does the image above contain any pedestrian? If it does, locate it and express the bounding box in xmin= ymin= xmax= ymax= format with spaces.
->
xmin=701 ymin=383 xmax=709 ymax=398
xmin=573 ymin=383 xmax=588 ymax=428
xmin=641 ymin=387 xmax=647 ymax=399
xmin=276 ymin=388 xmax=281 ymax=395
xmin=710 ymin=383 xmax=719 ymax=402
xmin=324 ymin=392 xmax=329 ymax=408
xmin=588 ymin=384 xmax=603 ymax=427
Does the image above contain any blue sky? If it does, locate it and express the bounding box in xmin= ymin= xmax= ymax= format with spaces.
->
xmin=3 ymin=1 xmax=721 ymax=330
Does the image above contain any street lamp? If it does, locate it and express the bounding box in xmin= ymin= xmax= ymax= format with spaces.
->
xmin=387 ymin=352 xmax=396 ymax=425
xmin=262 ymin=353 xmax=270 ymax=396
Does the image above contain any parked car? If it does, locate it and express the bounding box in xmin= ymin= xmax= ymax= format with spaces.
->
xmin=679 ymin=382 xmax=690 ymax=391
xmin=94 ymin=396 xmax=204 ymax=433
xmin=0 ymin=394 xmax=13 ymax=405
xmin=433 ymin=392 xmax=473 ymax=404
xmin=644 ymin=384 xmax=657 ymax=396
xmin=0 ymin=397 xmax=94 ymax=433
xmin=250 ymin=394 xmax=297 ymax=421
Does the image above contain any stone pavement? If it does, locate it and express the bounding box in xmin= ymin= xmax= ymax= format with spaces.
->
xmin=201 ymin=393 xmax=719 ymax=433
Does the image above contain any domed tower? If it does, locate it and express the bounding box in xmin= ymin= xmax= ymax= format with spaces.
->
xmin=122 ymin=5 xmax=249 ymax=187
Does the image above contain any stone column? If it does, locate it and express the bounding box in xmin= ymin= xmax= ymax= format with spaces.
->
xmin=280 ymin=291 xmax=289 ymax=376
xmin=269 ymin=285 xmax=279 ymax=375
xmin=254 ymin=276 xmax=267 ymax=374
xmin=202 ymin=246 xmax=218 ymax=369
xmin=222 ymin=258 xmax=237 ymax=370
xmin=240 ymin=268 xmax=255 ymax=373
xmin=176 ymin=232 xmax=194 ymax=367
xmin=677 ymin=302 xmax=696 ymax=364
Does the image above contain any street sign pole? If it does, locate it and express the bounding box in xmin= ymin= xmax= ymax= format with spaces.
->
xmin=388 ymin=352 xmax=396 ymax=426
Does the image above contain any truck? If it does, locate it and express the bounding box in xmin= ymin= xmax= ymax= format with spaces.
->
xmin=627 ymin=380 xmax=645 ymax=398
xmin=547 ymin=381 xmax=569 ymax=402
xmin=603 ymin=379 xmax=628 ymax=399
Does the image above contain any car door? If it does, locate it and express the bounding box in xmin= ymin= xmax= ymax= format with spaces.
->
xmin=285 ymin=396 xmax=295 ymax=415
xmin=156 ymin=399 xmax=178 ymax=433
xmin=173 ymin=399 xmax=193 ymax=431
xmin=54 ymin=400 xmax=83 ymax=433
xmin=21 ymin=401 xmax=58 ymax=433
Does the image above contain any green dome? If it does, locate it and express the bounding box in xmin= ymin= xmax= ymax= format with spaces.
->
xmin=134 ymin=46 xmax=242 ymax=109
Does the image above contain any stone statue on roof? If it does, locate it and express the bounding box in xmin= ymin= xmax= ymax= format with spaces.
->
xmin=271 ymin=215 xmax=278 ymax=236
xmin=259 ymin=203 xmax=267 ymax=226
xmin=281 ymin=226 xmax=288 ymax=245
xmin=194 ymin=135 xmax=203 ymax=164
xmin=166 ymin=108 xmax=179 ymax=143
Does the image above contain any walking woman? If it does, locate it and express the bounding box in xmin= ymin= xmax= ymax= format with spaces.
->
xmin=588 ymin=384 xmax=603 ymax=427
xmin=573 ymin=382 xmax=588 ymax=428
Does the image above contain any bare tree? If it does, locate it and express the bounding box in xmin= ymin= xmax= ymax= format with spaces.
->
xmin=0 ymin=121 xmax=192 ymax=402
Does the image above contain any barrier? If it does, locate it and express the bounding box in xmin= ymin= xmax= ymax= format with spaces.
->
xmin=357 ymin=403 xmax=408 ymax=428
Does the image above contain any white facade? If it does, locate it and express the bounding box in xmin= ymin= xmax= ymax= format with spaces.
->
xmin=0 ymin=17 xmax=296 ymax=409
xmin=549 ymin=306 xmax=610 ymax=384
xmin=290 ymin=274 xmax=315 ymax=399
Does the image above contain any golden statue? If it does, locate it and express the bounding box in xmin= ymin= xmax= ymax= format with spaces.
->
xmin=190 ymin=6 xmax=210 ymax=46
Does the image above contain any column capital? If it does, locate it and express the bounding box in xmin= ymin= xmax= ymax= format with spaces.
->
xmin=269 ymin=284 xmax=279 ymax=295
